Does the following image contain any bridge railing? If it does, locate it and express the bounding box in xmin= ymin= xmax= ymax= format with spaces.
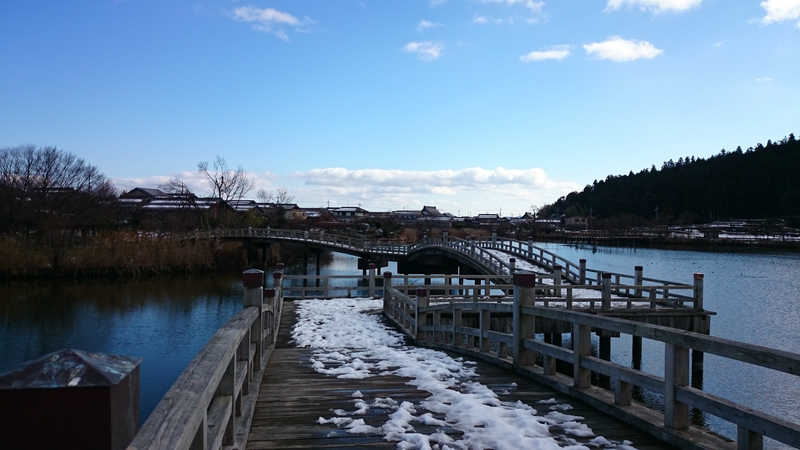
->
xmin=128 ymin=270 xmax=283 ymax=450
xmin=470 ymin=235 xmax=696 ymax=305
xmin=382 ymin=275 xmax=800 ymax=450
xmin=216 ymin=229 xmax=695 ymax=304
xmin=216 ymin=228 xmax=408 ymax=255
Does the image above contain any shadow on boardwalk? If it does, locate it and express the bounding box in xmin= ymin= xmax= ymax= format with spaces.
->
xmin=246 ymin=301 xmax=676 ymax=450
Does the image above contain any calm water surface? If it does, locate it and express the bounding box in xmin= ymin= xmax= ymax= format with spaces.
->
xmin=1 ymin=247 xmax=799 ymax=447
xmin=534 ymin=243 xmax=800 ymax=448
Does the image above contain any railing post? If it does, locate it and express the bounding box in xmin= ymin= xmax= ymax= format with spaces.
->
xmin=383 ymin=272 xmax=393 ymax=313
xmin=553 ymin=264 xmax=562 ymax=297
xmin=634 ymin=265 xmax=644 ymax=297
xmin=527 ymin=238 xmax=533 ymax=259
xmin=479 ymin=306 xmax=491 ymax=353
xmin=579 ymin=259 xmax=586 ymax=285
xmin=665 ymin=343 xmax=690 ymax=430
xmin=243 ymin=269 xmax=264 ymax=371
xmin=513 ymin=273 xmax=537 ymax=367
xmin=369 ymin=263 xmax=376 ymax=297
xmin=273 ymin=270 xmax=283 ymax=301
xmin=509 ymin=257 xmax=516 ymax=274
xmin=694 ymin=273 xmax=704 ymax=310
xmin=573 ymin=323 xmax=592 ymax=388
xmin=492 ymin=232 xmax=497 ymax=248
xmin=415 ymin=288 xmax=428 ymax=341
xmin=601 ymin=272 xmax=612 ymax=311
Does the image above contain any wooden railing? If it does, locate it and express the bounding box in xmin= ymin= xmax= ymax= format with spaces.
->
xmin=127 ymin=270 xmax=283 ymax=450
xmin=382 ymin=274 xmax=800 ymax=450
xmin=215 ymin=229 xmax=695 ymax=305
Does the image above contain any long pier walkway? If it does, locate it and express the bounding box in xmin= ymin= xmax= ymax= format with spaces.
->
xmin=246 ymin=301 xmax=675 ymax=450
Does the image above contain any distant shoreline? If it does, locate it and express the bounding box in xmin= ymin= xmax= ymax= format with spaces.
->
xmin=534 ymin=233 xmax=800 ymax=253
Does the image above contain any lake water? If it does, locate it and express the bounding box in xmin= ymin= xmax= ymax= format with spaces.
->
xmin=1 ymin=246 xmax=799 ymax=447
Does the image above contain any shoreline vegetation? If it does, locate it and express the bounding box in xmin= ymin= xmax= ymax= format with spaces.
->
xmin=3 ymin=228 xmax=799 ymax=280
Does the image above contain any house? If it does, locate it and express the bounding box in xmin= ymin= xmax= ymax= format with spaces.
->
xmin=329 ymin=206 xmax=368 ymax=222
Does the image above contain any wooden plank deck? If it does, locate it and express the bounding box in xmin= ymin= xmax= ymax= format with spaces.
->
xmin=246 ymin=301 xmax=676 ymax=450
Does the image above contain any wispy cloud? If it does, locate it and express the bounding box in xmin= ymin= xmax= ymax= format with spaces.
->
xmin=417 ymin=19 xmax=441 ymax=32
xmin=232 ymin=5 xmax=311 ymax=41
xmin=472 ymin=14 xmax=505 ymax=24
xmin=605 ymin=0 xmax=702 ymax=13
xmin=402 ymin=41 xmax=444 ymax=61
xmin=755 ymin=77 xmax=774 ymax=82
xmin=583 ymin=36 xmax=663 ymax=61
xmin=291 ymin=167 xmax=580 ymax=213
xmin=478 ymin=0 xmax=545 ymax=12
xmin=430 ymin=0 xmax=448 ymax=6
xmin=520 ymin=45 xmax=571 ymax=62
xmin=760 ymin=0 xmax=800 ymax=26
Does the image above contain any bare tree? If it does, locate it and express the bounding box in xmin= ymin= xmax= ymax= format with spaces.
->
xmin=257 ymin=187 xmax=294 ymax=204
xmin=275 ymin=187 xmax=295 ymax=204
xmin=197 ymin=156 xmax=255 ymax=202
xmin=0 ymin=144 xmax=116 ymax=266
xmin=158 ymin=177 xmax=193 ymax=195
xmin=256 ymin=188 xmax=274 ymax=203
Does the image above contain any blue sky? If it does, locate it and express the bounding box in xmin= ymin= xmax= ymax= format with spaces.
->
xmin=2 ymin=0 xmax=799 ymax=216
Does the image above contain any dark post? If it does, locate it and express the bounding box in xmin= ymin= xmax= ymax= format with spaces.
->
xmin=369 ymin=263 xmax=377 ymax=297
xmin=0 ymin=349 xmax=142 ymax=450
xmin=383 ymin=272 xmax=393 ymax=313
xmin=553 ymin=264 xmax=562 ymax=297
xmin=634 ymin=265 xmax=644 ymax=297
xmin=601 ymin=272 xmax=612 ymax=311
xmin=579 ymin=259 xmax=587 ymax=285
xmin=513 ymin=273 xmax=537 ymax=368
xmin=415 ymin=288 xmax=429 ymax=341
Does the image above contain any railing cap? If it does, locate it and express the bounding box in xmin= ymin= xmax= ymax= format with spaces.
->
xmin=602 ymin=272 xmax=612 ymax=279
xmin=264 ymin=288 xmax=276 ymax=297
xmin=513 ymin=273 xmax=537 ymax=288
xmin=416 ymin=288 xmax=428 ymax=297
xmin=553 ymin=264 xmax=562 ymax=271
xmin=383 ymin=271 xmax=393 ymax=279
xmin=273 ymin=271 xmax=283 ymax=280
xmin=243 ymin=269 xmax=264 ymax=288
xmin=694 ymin=273 xmax=704 ymax=280
xmin=635 ymin=265 xmax=644 ymax=271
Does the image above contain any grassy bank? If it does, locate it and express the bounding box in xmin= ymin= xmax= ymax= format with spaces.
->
xmin=0 ymin=232 xmax=243 ymax=278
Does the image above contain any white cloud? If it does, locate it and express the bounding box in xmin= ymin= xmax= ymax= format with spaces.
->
xmin=291 ymin=167 xmax=580 ymax=213
xmin=760 ymin=0 xmax=800 ymax=26
xmin=755 ymin=77 xmax=774 ymax=82
xmin=402 ymin=41 xmax=444 ymax=61
xmin=520 ymin=45 xmax=571 ymax=62
xmin=430 ymin=0 xmax=448 ymax=6
xmin=472 ymin=14 xmax=504 ymax=24
xmin=417 ymin=19 xmax=441 ymax=32
xmin=232 ymin=5 xmax=311 ymax=40
xmin=478 ymin=0 xmax=545 ymax=12
xmin=583 ymin=36 xmax=663 ymax=61
xmin=605 ymin=0 xmax=702 ymax=13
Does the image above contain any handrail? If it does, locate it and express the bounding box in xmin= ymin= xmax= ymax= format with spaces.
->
xmin=214 ymin=229 xmax=694 ymax=302
xmin=128 ymin=271 xmax=283 ymax=450
xmin=381 ymin=280 xmax=800 ymax=450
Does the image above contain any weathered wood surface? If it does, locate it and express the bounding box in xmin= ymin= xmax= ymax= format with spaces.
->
xmin=246 ymin=301 xmax=676 ymax=449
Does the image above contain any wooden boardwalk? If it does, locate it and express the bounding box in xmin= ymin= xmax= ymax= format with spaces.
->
xmin=246 ymin=301 xmax=676 ymax=450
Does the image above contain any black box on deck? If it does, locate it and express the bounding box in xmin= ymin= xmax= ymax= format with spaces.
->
xmin=0 ymin=349 xmax=142 ymax=450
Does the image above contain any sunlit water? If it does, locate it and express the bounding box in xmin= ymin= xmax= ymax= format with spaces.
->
xmin=1 ymin=247 xmax=799 ymax=447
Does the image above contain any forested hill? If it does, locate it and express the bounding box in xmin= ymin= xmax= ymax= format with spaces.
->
xmin=542 ymin=134 xmax=800 ymax=226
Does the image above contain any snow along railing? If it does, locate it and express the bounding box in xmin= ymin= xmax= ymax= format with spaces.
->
xmin=382 ymin=273 xmax=800 ymax=450
xmin=127 ymin=269 xmax=283 ymax=450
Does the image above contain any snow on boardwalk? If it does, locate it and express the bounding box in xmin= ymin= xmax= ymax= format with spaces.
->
xmin=246 ymin=299 xmax=674 ymax=450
